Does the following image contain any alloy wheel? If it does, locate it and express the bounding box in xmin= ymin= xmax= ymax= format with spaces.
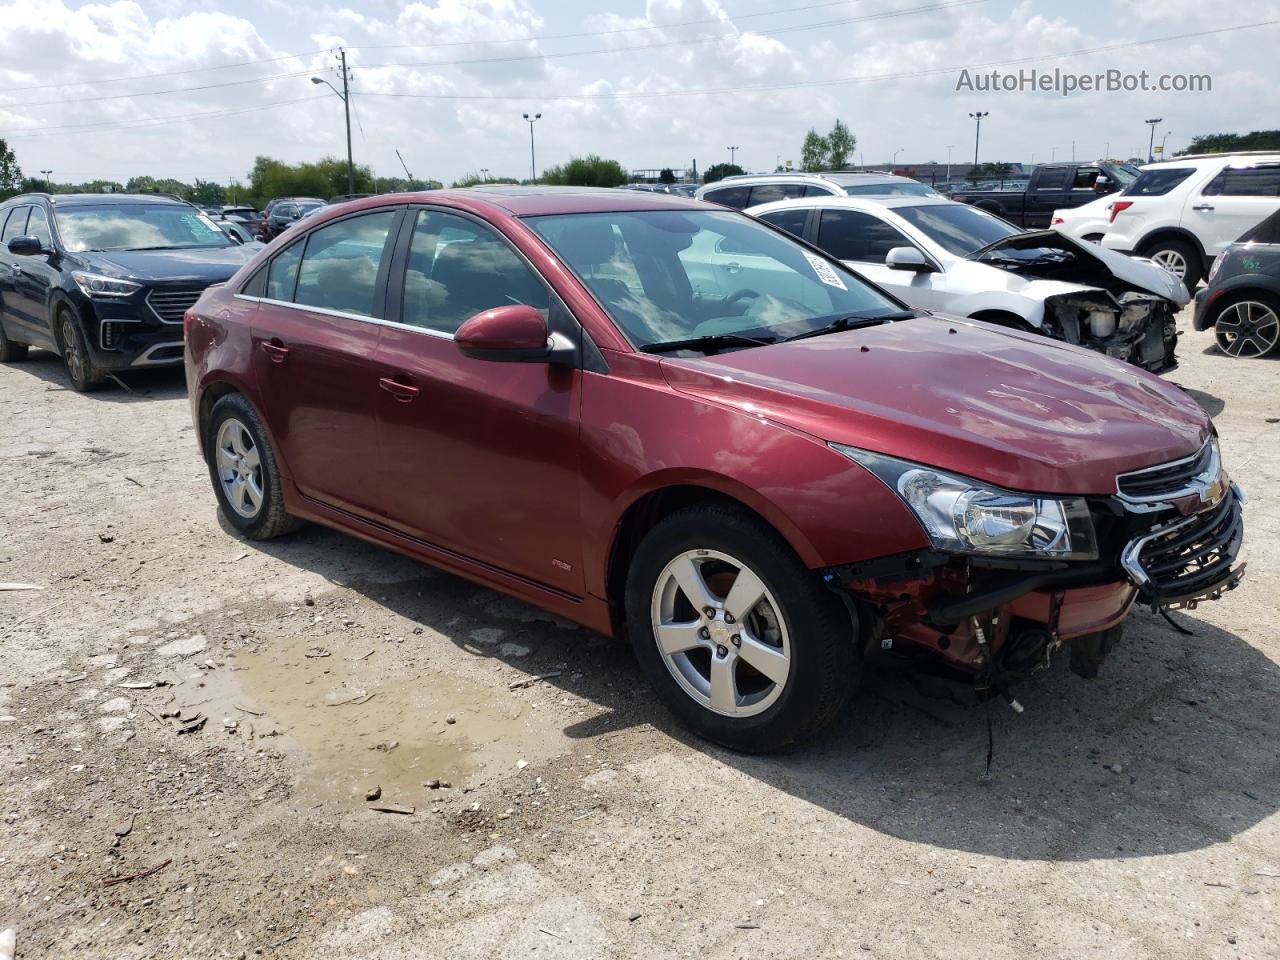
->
xmin=215 ymin=418 xmax=265 ymax=519
xmin=650 ymin=549 xmax=792 ymax=718
xmin=1215 ymin=300 xmax=1280 ymax=358
xmin=60 ymin=318 xmax=84 ymax=384
xmin=1150 ymin=248 xmax=1188 ymax=280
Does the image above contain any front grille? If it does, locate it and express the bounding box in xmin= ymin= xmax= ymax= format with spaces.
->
xmin=1122 ymin=487 xmax=1244 ymax=607
xmin=147 ymin=286 xmax=207 ymax=324
xmin=1116 ymin=441 xmax=1218 ymax=504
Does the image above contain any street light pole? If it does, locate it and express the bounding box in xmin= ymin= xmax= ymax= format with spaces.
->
xmin=968 ymin=111 xmax=989 ymax=169
xmin=39 ymin=169 xmax=52 ymax=192
xmin=727 ymin=145 xmax=740 ymax=167
xmin=1160 ymin=131 xmax=1172 ymax=158
xmin=311 ymin=48 xmax=355 ymax=195
xmin=1145 ymin=117 xmax=1163 ymax=163
xmin=891 ymin=148 xmax=903 ymax=170
xmin=945 ymin=145 xmax=953 ymax=182
xmin=523 ymin=112 xmax=542 ymax=182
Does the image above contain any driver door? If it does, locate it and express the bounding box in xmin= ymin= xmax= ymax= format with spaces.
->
xmin=811 ymin=208 xmax=951 ymax=312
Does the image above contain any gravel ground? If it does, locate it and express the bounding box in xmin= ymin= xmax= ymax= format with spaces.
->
xmin=1 ymin=305 xmax=1277 ymax=960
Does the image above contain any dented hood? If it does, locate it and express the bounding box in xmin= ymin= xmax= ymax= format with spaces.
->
xmin=660 ymin=315 xmax=1210 ymax=495
xmin=974 ymin=230 xmax=1190 ymax=305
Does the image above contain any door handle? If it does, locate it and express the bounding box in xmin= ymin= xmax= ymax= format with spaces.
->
xmin=1191 ymin=204 xmax=1215 ymax=212
xmin=378 ymin=377 xmax=420 ymax=402
xmin=725 ymin=261 xmax=743 ymax=274
xmin=260 ymin=340 xmax=289 ymax=362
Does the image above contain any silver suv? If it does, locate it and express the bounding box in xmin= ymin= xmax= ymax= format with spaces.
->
xmin=695 ymin=172 xmax=940 ymax=209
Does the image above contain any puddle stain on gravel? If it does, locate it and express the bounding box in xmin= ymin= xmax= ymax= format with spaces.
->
xmin=187 ymin=631 xmax=565 ymax=810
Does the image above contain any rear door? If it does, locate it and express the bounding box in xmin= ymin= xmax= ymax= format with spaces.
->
xmin=370 ymin=207 xmax=585 ymax=594
xmin=0 ymin=206 xmax=30 ymax=341
xmin=1023 ymin=166 xmax=1073 ymax=228
xmin=249 ymin=207 xmax=403 ymax=520
xmin=7 ymin=204 xmax=59 ymax=347
xmin=1191 ymin=162 xmax=1280 ymax=257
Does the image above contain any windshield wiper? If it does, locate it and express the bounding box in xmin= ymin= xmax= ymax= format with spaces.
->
xmin=640 ymin=333 xmax=777 ymax=355
xmin=125 ymin=245 xmax=184 ymax=251
xmin=783 ymin=310 xmax=919 ymax=343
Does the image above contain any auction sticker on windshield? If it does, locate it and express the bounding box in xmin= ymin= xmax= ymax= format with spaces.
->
xmin=803 ymin=251 xmax=847 ymax=290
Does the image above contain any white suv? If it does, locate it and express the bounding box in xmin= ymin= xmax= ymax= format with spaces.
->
xmin=695 ymin=172 xmax=940 ymax=209
xmin=1052 ymin=153 xmax=1280 ymax=288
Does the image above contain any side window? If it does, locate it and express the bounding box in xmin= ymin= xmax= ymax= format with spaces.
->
xmin=240 ymin=264 xmax=267 ymax=298
xmin=803 ymin=185 xmax=839 ymax=197
xmin=702 ymin=186 xmax=751 ymax=209
xmin=25 ymin=206 xmax=52 ymax=247
xmin=266 ymin=242 xmax=303 ymax=301
xmin=2 ymin=206 xmax=30 ymax=242
xmin=293 ymin=211 xmax=397 ymax=317
xmin=759 ymin=208 xmax=810 ymax=239
xmin=1072 ymin=168 xmax=1100 ymax=190
xmin=400 ymin=210 xmax=549 ymax=335
xmin=816 ymin=209 xmax=915 ymax=264
xmin=747 ymin=183 xmax=806 ymax=205
xmin=1203 ymin=165 xmax=1280 ymax=197
xmin=1034 ymin=168 xmax=1071 ymax=189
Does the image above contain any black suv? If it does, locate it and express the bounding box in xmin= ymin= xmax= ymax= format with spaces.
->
xmin=1193 ymin=209 xmax=1280 ymax=358
xmin=259 ymin=197 xmax=325 ymax=241
xmin=0 ymin=193 xmax=257 ymax=391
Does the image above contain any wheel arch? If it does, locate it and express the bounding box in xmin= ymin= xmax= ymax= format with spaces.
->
xmin=195 ymin=376 xmax=284 ymax=474
xmin=1198 ymin=281 xmax=1280 ymax=328
xmin=1135 ymin=227 xmax=1208 ymax=269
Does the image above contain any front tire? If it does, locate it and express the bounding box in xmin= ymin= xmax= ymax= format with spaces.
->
xmin=1213 ymin=294 xmax=1280 ymax=358
xmin=624 ymin=503 xmax=856 ymax=752
xmin=1144 ymin=237 xmax=1203 ymax=289
xmin=58 ymin=311 xmax=102 ymax=392
xmin=206 ymin=393 xmax=303 ymax=540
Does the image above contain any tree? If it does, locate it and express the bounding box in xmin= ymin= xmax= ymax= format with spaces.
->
xmin=538 ymin=154 xmax=628 ymax=187
xmin=800 ymin=130 xmax=829 ymax=172
xmin=702 ymin=162 xmax=744 ymax=184
xmin=966 ymin=161 xmax=1015 ymax=183
xmin=827 ymin=119 xmax=856 ymax=170
xmin=245 ymin=155 xmax=377 ymax=206
xmin=190 ymin=179 xmax=227 ymax=206
xmin=0 ymin=138 xmax=24 ymax=199
xmin=658 ymin=167 xmax=676 ymax=184
xmin=451 ymin=171 xmax=520 ymax=187
xmin=1177 ymin=130 xmax=1280 ymax=155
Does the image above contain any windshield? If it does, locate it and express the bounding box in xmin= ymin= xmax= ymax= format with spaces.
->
xmin=1111 ymin=165 xmax=1140 ymax=185
xmin=55 ymin=204 xmax=232 ymax=252
xmin=526 ymin=210 xmax=902 ymax=349
xmin=892 ymin=203 xmax=1021 ymax=257
xmin=844 ymin=181 xmax=938 ymax=197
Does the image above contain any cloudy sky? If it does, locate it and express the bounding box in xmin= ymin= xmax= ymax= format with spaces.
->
xmin=0 ymin=0 xmax=1277 ymax=187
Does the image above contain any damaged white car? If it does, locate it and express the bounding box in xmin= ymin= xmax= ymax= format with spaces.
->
xmin=746 ymin=195 xmax=1189 ymax=372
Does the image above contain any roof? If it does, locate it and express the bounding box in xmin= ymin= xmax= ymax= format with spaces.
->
xmin=1142 ymin=152 xmax=1280 ymax=168
xmin=746 ymin=194 xmax=957 ymax=215
xmin=441 ymin=186 xmax=707 ymax=216
xmin=5 ymin=192 xmax=192 ymax=207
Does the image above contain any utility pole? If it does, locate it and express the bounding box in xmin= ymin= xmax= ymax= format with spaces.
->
xmin=522 ymin=113 xmax=542 ymax=182
xmin=945 ymin=145 xmax=953 ymax=182
xmin=969 ymin=111 xmax=989 ymax=169
xmin=311 ymin=49 xmax=354 ymax=195
xmin=727 ymin=145 xmax=739 ymax=167
xmin=1104 ymin=141 xmax=1110 ymax=160
xmin=1145 ymin=117 xmax=1163 ymax=163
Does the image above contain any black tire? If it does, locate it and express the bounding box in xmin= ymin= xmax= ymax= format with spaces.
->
xmin=205 ymin=393 xmax=304 ymax=540
xmin=57 ymin=310 xmax=102 ymax=392
xmin=624 ymin=502 xmax=856 ymax=752
xmin=0 ymin=319 xmax=29 ymax=362
xmin=1142 ymin=237 xmax=1203 ymax=289
xmin=1211 ymin=291 xmax=1280 ymax=359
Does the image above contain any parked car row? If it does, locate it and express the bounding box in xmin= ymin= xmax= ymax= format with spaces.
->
xmin=950 ymin=161 xmax=1140 ymax=229
xmin=0 ymin=184 xmax=1249 ymax=751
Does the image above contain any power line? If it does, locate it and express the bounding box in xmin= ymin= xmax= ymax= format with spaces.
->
xmin=4 ymin=95 xmax=328 ymax=138
xmin=0 ymin=49 xmax=330 ymax=94
xmin=356 ymin=19 xmax=1280 ymax=102
xmin=0 ymin=0 xmax=984 ymax=110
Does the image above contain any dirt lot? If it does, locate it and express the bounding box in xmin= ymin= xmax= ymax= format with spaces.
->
xmin=1 ymin=306 xmax=1278 ymax=960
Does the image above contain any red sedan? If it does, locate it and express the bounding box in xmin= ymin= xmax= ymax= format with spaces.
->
xmin=185 ymin=188 xmax=1244 ymax=750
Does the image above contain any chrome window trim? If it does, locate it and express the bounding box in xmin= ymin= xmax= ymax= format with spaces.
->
xmin=232 ymin=294 xmax=455 ymax=341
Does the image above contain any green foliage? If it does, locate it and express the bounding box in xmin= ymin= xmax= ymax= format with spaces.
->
xmin=1177 ymin=130 xmax=1280 ymax=155
xmin=800 ymin=130 xmax=829 ymax=172
xmin=702 ymin=162 xmax=744 ymax=184
xmin=245 ymin=155 xmax=376 ymax=206
xmin=966 ymin=162 xmax=1015 ymax=183
xmin=0 ymin=139 xmax=24 ymax=199
xmin=451 ymin=171 xmax=520 ymax=188
xmin=658 ymin=167 xmax=676 ymax=184
xmin=538 ymin=154 xmax=628 ymax=188
xmin=826 ymin=119 xmax=856 ymax=170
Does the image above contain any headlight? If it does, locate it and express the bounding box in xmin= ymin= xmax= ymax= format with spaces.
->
xmin=71 ymin=271 xmax=142 ymax=298
xmin=832 ymin=444 xmax=1098 ymax=560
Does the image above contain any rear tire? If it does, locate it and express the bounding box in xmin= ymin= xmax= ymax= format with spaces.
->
xmin=1143 ymin=237 xmax=1203 ymax=289
xmin=0 ymin=320 xmax=29 ymax=362
xmin=206 ymin=393 xmax=304 ymax=540
xmin=624 ymin=502 xmax=856 ymax=752
xmin=1212 ymin=292 xmax=1280 ymax=358
xmin=57 ymin=310 xmax=102 ymax=392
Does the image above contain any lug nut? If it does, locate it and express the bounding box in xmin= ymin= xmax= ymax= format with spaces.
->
xmin=731 ymin=634 xmax=741 ymax=647
xmin=699 ymin=627 xmax=710 ymax=640
xmin=704 ymin=607 xmax=717 ymax=619
xmin=724 ymin=613 xmax=735 ymax=624
xmin=715 ymin=645 xmax=729 ymax=658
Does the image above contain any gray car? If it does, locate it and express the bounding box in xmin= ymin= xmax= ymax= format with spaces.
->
xmin=1193 ymin=209 xmax=1280 ymax=357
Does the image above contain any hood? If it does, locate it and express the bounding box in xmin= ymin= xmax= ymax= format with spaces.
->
xmin=974 ymin=230 xmax=1190 ymax=305
xmin=76 ymin=245 xmax=258 ymax=284
xmin=660 ymin=315 xmax=1210 ymax=495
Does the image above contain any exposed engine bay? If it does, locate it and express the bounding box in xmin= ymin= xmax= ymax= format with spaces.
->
xmin=974 ymin=231 xmax=1184 ymax=373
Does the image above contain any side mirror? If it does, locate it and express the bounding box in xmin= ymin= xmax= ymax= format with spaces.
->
xmin=885 ymin=246 xmax=934 ymax=273
xmin=454 ymin=304 xmax=575 ymax=365
xmin=7 ymin=236 xmax=43 ymax=256
xmin=1093 ymin=177 xmax=1112 ymax=193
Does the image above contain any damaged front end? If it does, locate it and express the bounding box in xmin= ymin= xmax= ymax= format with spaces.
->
xmin=973 ymin=229 xmax=1188 ymax=373
xmin=824 ymin=442 xmax=1245 ymax=705
xmin=1042 ymin=290 xmax=1178 ymax=374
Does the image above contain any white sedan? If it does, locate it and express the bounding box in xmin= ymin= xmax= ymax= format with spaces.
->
xmin=745 ymin=194 xmax=1189 ymax=372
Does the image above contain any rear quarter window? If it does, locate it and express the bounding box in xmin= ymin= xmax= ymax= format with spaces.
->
xmin=1123 ymin=168 xmax=1195 ymax=196
xmin=702 ymin=186 xmax=751 ymax=209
